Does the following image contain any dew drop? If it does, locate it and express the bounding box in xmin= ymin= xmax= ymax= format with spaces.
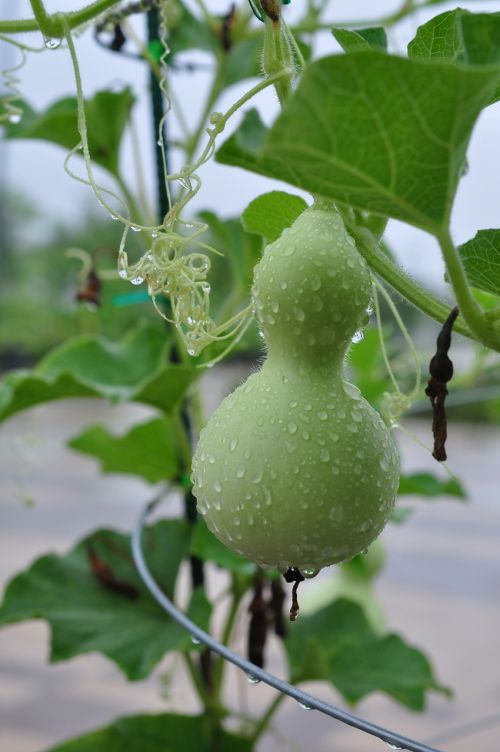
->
xmin=236 ymin=466 xmax=246 ymax=479
xmin=287 ymin=421 xmax=298 ymax=435
xmin=302 ymin=568 xmax=319 ymax=578
xmin=320 ymin=447 xmax=330 ymax=463
xmin=311 ymin=275 xmax=322 ymax=291
xmin=191 ymin=635 xmax=202 ymax=645
xmin=351 ymin=330 xmax=364 ymax=344
xmin=298 ymin=701 xmax=313 ymax=710
xmin=213 ymin=480 xmax=222 ymax=492
xmin=8 ymin=113 xmax=21 ymax=124
xmin=131 ymin=275 xmax=144 ymax=285
xmin=317 ymin=410 xmax=328 ymax=421
xmin=246 ymin=672 xmax=261 ymax=684
xmin=229 ymin=438 xmax=238 ymax=452
xmin=252 ymin=469 xmax=263 ymax=484
xmin=293 ymin=306 xmax=305 ymax=322
xmin=380 ymin=456 xmax=390 ymax=472
xmin=44 ymin=36 xmax=62 ymax=49
xmin=386 ymin=745 xmax=404 ymax=750
xmin=118 ymin=269 xmax=128 ymax=280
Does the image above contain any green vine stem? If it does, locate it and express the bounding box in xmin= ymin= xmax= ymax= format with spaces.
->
xmin=0 ymin=0 xmax=120 ymax=36
xmin=437 ymin=229 xmax=499 ymax=351
xmin=213 ymin=579 xmax=246 ymax=695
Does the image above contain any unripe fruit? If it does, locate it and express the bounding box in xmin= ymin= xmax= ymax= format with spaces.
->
xmin=191 ymin=206 xmax=399 ymax=573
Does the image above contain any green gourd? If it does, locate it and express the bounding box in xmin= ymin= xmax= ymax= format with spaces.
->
xmin=191 ymin=205 xmax=399 ymax=573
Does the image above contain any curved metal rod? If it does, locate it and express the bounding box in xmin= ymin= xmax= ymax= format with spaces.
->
xmin=131 ymin=498 xmax=443 ymax=752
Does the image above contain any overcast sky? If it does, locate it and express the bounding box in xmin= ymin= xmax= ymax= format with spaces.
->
xmin=2 ymin=0 xmax=500 ymax=293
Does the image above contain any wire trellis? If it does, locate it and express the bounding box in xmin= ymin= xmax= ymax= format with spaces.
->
xmin=131 ymin=497 xmax=443 ymax=752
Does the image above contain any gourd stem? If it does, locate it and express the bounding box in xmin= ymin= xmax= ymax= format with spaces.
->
xmin=347 ymin=223 xmax=474 ymax=341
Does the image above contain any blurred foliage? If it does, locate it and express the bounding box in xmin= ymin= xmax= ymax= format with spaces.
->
xmin=0 ymin=192 xmax=160 ymax=362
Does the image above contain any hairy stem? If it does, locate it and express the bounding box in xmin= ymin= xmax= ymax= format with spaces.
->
xmin=347 ymin=223 xmax=474 ymax=340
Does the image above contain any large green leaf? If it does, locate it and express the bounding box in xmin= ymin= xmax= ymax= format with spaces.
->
xmin=0 ymin=323 xmax=197 ymax=424
xmin=242 ymin=190 xmax=308 ymax=243
xmin=44 ymin=712 xmax=252 ymax=752
xmin=0 ymin=522 xmax=210 ymax=680
xmin=285 ymin=598 xmax=450 ymax=710
xmin=457 ymin=229 xmax=500 ymax=296
xmin=3 ymin=89 xmax=135 ymax=176
xmin=68 ymin=417 xmax=178 ymax=483
xmin=217 ymin=51 xmax=500 ymax=233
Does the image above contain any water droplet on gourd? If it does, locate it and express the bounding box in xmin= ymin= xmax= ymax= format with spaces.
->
xmin=213 ymin=480 xmax=222 ymax=492
xmin=310 ymin=275 xmax=322 ymax=291
xmin=317 ymin=410 xmax=328 ymax=421
xmin=229 ymin=438 xmax=238 ymax=452
xmin=294 ymin=306 xmax=305 ymax=322
xmin=236 ymin=466 xmax=245 ymax=479
xmin=380 ymin=456 xmax=389 ymax=472
xmin=246 ymin=673 xmax=261 ymax=684
xmin=287 ymin=422 xmax=298 ymax=435
xmin=320 ymin=448 xmax=330 ymax=463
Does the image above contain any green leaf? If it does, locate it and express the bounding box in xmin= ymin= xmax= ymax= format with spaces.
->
xmin=409 ymin=10 xmax=500 ymax=64
xmin=0 ymin=323 xmax=197 ymax=424
xmin=332 ymin=26 xmax=388 ymax=52
xmin=44 ymin=712 xmax=252 ymax=752
xmin=3 ymin=89 xmax=135 ymax=176
xmin=0 ymin=522 xmax=209 ymax=680
xmin=285 ymin=598 xmax=449 ymax=710
xmin=217 ymin=52 xmax=500 ymax=233
xmin=68 ymin=417 xmax=178 ymax=483
xmin=398 ymin=472 xmax=467 ymax=499
xmin=408 ymin=10 xmax=500 ymax=103
xmin=242 ymin=190 xmax=308 ymax=243
xmin=190 ymin=519 xmax=256 ymax=574
xmin=457 ymin=229 xmax=500 ymax=296
xmin=167 ymin=0 xmax=219 ymax=57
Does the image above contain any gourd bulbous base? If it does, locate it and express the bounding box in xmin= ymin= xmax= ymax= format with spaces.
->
xmin=192 ymin=367 xmax=399 ymax=571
